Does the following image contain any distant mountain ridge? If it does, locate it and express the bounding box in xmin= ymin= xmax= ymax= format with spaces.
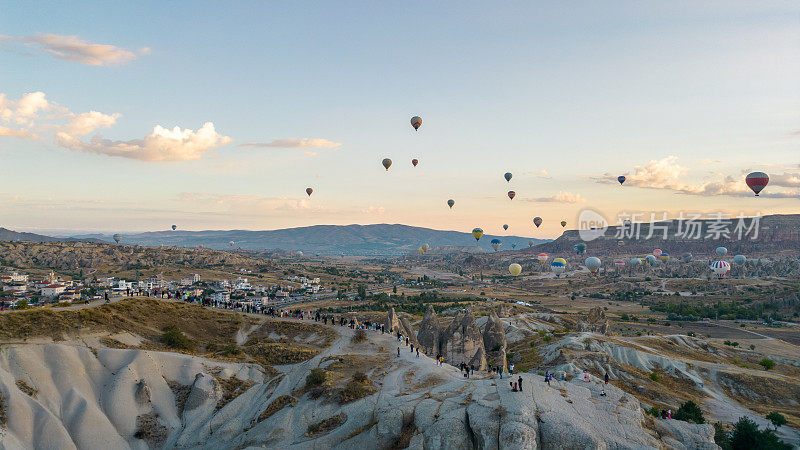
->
xmin=70 ymin=224 xmax=550 ymax=256
xmin=0 ymin=228 xmax=104 ymax=244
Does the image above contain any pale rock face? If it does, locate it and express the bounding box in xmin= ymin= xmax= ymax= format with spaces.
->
xmin=384 ymin=308 xmax=419 ymax=347
xmin=416 ymin=305 xmax=441 ymax=356
xmin=576 ymin=306 xmax=609 ymax=334
xmin=483 ymin=312 xmax=508 ymax=370
xmin=440 ymin=308 xmax=487 ymax=370
xmin=653 ymin=420 xmax=719 ymax=450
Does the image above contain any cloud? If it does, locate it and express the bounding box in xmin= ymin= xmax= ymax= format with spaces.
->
xmin=239 ymin=138 xmax=341 ymax=149
xmin=361 ymin=205 xmax=386 ymax=215
xmin=304 ymin=151 xmax=318 ymax=157
xmin=1 ymin=34 xmax=146 ymax=66
xmin=178 ymin=192 xmax=315 ymax=213
xmin=63 ymin=111 xmax=120 ymax=136
xmin=529 ymin=191 xmax=587 ymax=204
xmin=1 ymin=91 xmax=231 ymax=162
xmin=0 ymin=126 xmax=38 ymax=139
xmin=593 ymin=156 xmax=799 ymax=198
xmin=56 ymin=122 xmax=232 ymax=162
xmin=527 ymin=169 xmax=551 ymax=178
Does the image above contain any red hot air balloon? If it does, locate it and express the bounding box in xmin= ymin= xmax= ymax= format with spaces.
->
xmin=306 ymin=187 xmax=313 ymax=196
xmin=411 ymin=158 xmax=419 ymax=167
xmin=507 ymin=191 xmax=516 ymax=200
xmin=745 ymin=172 xmax=769 ymax=196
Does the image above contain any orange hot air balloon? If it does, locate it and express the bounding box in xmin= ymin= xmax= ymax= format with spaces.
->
xmin=306 ymin=187 xmax=313 ymax=196
xmin=507 ymin=191 xmax=516 ymax=200
xmin=411 ymin=158 xmax=418 ymax=167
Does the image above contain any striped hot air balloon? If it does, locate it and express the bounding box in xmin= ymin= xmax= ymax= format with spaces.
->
xmin=537 ymin=253 xmax=548 ymax=262
xmin=710 ymin=260 xmax=731 ymax=279
xmin=745 ymin=172 xmax=769 ymax=196
xmin=551 ymin=258 xmax=567 ymax=277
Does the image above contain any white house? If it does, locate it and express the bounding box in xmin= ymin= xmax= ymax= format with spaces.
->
xmin=41 ymin=284 xmax=66 ymax=298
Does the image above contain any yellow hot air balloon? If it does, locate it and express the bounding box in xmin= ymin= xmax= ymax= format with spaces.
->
xmin=509 ymin=263 xmax=522 ymax=276
xmin=561 ymin=220 xmax=567 ymax=228
xmin=418 ymin=246 xmax=426 ymax=255
xmin=472 ymin=227 xmax=484 ymax=242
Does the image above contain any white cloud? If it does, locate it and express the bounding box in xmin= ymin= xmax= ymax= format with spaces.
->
xmin=1 ymin=34 xmax=146 ymax=66
xmin=0 ymin=91 xmax=54 ymax=125
xmin=361 ymin=205 xmax=386 ymax=215
xmin=178 ymin=192 xmax=315 ymax=213
xmin=63 ymin=111 xmax=120 ymax=136
xmin=239 ymin=138 xmax=341 ymax=148
xmin=56 ymin=122 xmax=232 ymax=162
xmin=304 ymin=151 xmax=318 ymax=157
xmin=0 ymin=126 xmax=38 ymax=139
xmin=527 ymin=169 xmax=551 ymax=178
xmin=594 ymin=156 xmax=799 ymax=198
xmin=529 ymin=191 xmax=587 ymax=203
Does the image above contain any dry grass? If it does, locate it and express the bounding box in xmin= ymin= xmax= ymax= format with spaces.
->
xmin=257 ymin=395 xmax=297 ymax=422
xmin=213 ymin=374 xmax=255 ymax=411
xmin=246 ymin=320 xmax=337 ymax=349
xmin=15 ymin=379 xmax=37 ymax=397
xmin=718 ymin=371 xmax=800 ymax=429
xmin=413 ymin=374 xmax=445 ymax=391
xmin=344 ymin=416 xmax=378 ymax=440
xmin=306 ymin=412 xmax=346 ymax=437
xmin=134 ymin=413 xmax=168 ymax=448
xmin=0 ymin=391 xmax=7 ymax=427
xmin=167 ymin=380 xmax=192 ymax=417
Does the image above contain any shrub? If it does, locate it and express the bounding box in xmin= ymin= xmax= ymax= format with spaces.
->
xmin=766 ymin=412 xmax=787 ymax=430
xmin=647 ymin=406 xmax=660 ymax=417
xmin=731 ymin=416 xmax=791 ymax=450
xmin=306 ymin=369 xmax=327 ymax=388
xmin=15 ymin=300 xmax=28 ymax=310
xmin=351 ymin=329 xmax=367 ymax=344
xmin=222 ymin=344 xmax=240 ymax=356
xmin=673 ymin=400 xmax=705 ymax=424
xmin=649 ymin=372 xmax=659 ymax=382
xmin=162 ymin=325 xmax=190 ymax=349
xmin=758 ymin=358 xmax=775 ymax=371
xmin=713 ymin=422 xmax=731 ymax=450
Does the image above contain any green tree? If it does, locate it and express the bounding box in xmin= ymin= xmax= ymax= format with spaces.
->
xmin=15 ymin=300 xmax=28 ymax=310
xmin=357 ymin=284 xmax=366 ymax=299
xmin=392 ymin=285 xmax=397 ymax=294
xmin=673 ymin=400 xmax=705 ymax=424
xmin=765 ymin=412 xmax=787 ymax=431
xmin=162 ymin=325 xmax=190 ymax=350
xmin=759 ymin=358 xmax=776 ymax=371
xmin=731 ymin=417 xmax=791 ymax=450
xmin=714 ymin=423 xmax=732 ymax=450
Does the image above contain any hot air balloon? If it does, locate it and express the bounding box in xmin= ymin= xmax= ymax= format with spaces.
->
xmin=660 ymin=252 xmax=670 ymax=263
xmin=504 ymin=172 xmax=512 ymax=182
xmin=574 ymin=242 xmax=586 ymax=255
xmin=614 ymin=259 xmax=626 ymax=268
xmin=472 ymin=228 xmax=484 ymax=242
xmin=112 ymin=234 xmax=122 ymax=244
xmin=533 ymin=217 xmax=543 ymax=228
xmin=411 ymin=116 xmax=422 ymax=130
xmin=653 ymin=249 xmax=663 ymax=258
xmin=715 ymin=246 xmax=727 ymax=257
xmin=528 ymin=240 xmax=534 ymax=248
xmin=503 ymin=224 xmax=509 ymax=231
xmin=585 ymin=257 xmax=601 ymax=274
xmin=682 ymin=253 xmax=693 ymax=263
xmin=306 ymin=187 xmax=313 ymax=196
xmin=199 ymin=244 xmax=205 ymax=249
xmin=507 ymin=191 xmax=516 ymax=200
xmin=229 ymin=241 xmax=235 ymax=247
xmin=646 ymin=255 xmax=657 ymax=265
xmin=623 ymin=219 xmax=632 ymax=227
xmin=422 ymin=244 xmax=430 ymax=252
xmin=412 ymin=158 xmax=419 ymax=167
xmin=629 ymin=257 xmax=641 ymax=266
xmin=418 ymin=246 xmax=426 ymax=255
xmin=447 ymin=199 xmax=455 ymax=209
xmin=745 ymin=172 xmax=769 ymax=196
xmin=560 ymin=220 xmax=567 ymax=228
xmin=710 ymin=260 xmax=731 ymax=278
xmin=734 ymin=254 xmax=746 ymax=265
xmin=511 ymin=243 xmax=517 ymax=249
xmin=617 ymin=240 xmax=625 ymax=247
xmin=537 ymin=253 xmax=548 ymax=263
xmin=382 ymin=158 xmax=392 ymax=171
xmin=509 ymin=263 xmax=522 ymax=276
xmin=551 ymin=258 xmax=567 ymax=277
xmin=490 ymin=238 xmax=502 ymax=252
xmin=618 ymin=175 xmax=626 ymax=185
xmin=171 ymin=225 xmax=177 ymax=231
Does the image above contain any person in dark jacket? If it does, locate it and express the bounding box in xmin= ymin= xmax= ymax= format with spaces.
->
xmin=518 ymin=376 xmax=523 ymax=392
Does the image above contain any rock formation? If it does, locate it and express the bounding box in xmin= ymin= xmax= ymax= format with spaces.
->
xmin=483 ymin=311 xmax=508 ymax=370
xmin=384 ymin=308 xmax=418 ymax=347
xmin=439 ymin=308 xmax=487 ymax=370
xmin=416 ymin=305 xmax=441 ymax=356
xmin=576 ymin=306 xmax=609 ymax=334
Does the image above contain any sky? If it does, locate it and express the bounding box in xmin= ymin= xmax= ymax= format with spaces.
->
xmin=1 ymin=1 xmax=798 ymax=238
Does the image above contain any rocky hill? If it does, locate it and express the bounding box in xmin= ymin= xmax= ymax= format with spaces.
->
xmin=529 ymin=214 xmax=800 ymax=256
xmin=72 ymin=224 xmax=549 ymax=256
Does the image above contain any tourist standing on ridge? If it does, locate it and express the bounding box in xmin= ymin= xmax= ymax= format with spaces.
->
xmin=518 ymin=376 xmax=523 ymax=392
